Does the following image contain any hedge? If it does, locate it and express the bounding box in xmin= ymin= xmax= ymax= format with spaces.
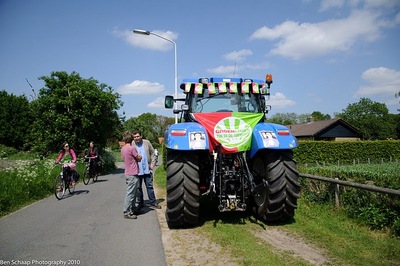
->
xmin=293 ymin=140 xmax=400 ymax=165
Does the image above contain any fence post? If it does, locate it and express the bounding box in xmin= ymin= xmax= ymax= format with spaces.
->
xmin=335 ymin=178 xmax=340 ymax=208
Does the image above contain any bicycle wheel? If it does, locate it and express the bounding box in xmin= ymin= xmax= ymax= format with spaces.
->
xmin=93 ymin=167 xmax=98 ymax=182
xmin=83 ymin=167 xmax=90 ymax=185
xmin=67 ymin=176 xmax=76 ymax=194
xmin=93 ymin=173 xmax=98 ymax=182
xmin=54 ymin=174 xmax=65 ymax=200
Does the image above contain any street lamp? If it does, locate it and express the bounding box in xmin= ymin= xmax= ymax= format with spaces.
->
xmin=133 ymin=29 xmax=178 ymax=123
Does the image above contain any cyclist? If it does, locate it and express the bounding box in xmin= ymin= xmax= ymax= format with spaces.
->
xmin=85 ymin=141 xmax=99 ymax=175
xmin=55 ymin=142 xmax=79 ymax=187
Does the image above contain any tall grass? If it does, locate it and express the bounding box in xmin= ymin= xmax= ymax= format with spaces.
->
xmin=0 ymin=159 xmax=84 ymax=217
xmin=0 ymin=148 xmax=117 ymax=217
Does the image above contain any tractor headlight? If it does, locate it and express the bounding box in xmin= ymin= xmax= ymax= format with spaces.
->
xmin=189 ymin=132 xmax=206 ymax=149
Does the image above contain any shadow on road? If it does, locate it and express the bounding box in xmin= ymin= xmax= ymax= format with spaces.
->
xmin=196 ymin=197 xmax=296 ymax=229
xmin=112 ymin=168 xmax=125 ymax=174
xmin=56 ymin=189 xmax=89 ymax=200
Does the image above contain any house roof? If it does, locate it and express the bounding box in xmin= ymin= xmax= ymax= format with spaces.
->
xmin=286 ymin=118 xmax=361 ymax=138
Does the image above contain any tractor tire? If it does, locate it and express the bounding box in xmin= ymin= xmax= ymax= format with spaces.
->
xmin=166 ymin=150 xmax=200 ymax=228
xmin=251 ymin=150 xmax=301 ymax=222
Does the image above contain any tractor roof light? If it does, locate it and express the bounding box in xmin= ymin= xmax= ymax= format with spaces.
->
xmin=265 ymin=74 xmax=273 ymax=88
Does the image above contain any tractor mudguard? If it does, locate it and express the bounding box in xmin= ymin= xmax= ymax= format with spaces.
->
xmin=164 ymin=122 xmax=209 ymax=151
xmin=249 ymin=122 xmax=298 ymax=158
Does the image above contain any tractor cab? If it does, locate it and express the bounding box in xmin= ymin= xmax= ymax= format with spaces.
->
xmin=165 ymin=75 xmax=273 ymax=123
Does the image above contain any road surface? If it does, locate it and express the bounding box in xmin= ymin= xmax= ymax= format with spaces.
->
xmin=0 ymin=163 xmax=166 ymax=266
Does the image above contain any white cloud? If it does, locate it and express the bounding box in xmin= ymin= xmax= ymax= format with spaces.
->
xmin=147 ymin=97 xmax=165 ymax=108
xmin=320 ymin=0 xmax=345 ymax=11
xmin=269 ymin=92 xmax=296 ymax=109
xmin=364 ymin=0 xmax=400 ymax=9
xmin=396 ymin=12 xmax=400 ymax=24
xmin=206 ymin=65 xmax=238 ymax=76
xmin=113 ymin=28 xmax=178 ymax=51
xmin=355 ymin=67 xmax=400 ymax=96
xmin=250 ymin=9 xmax=385 ymax=60
xmin=147 ymin=92 xmax=186 ymax=111
xmin=224 ymin=49 xmax=253 ymax=62
xmin=207 ymin=62 xmax=269 ymax=77
xmin=320 ymin=0 xmax=400 ymax=11
xmin=118 ymin=80 xmax=165 ymax=95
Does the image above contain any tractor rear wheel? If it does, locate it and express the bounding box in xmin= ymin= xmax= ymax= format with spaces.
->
xmin=166 ymin=150 xmax=200 ymax=228
xmin=252 ymin=150 xmax=301 ymax=222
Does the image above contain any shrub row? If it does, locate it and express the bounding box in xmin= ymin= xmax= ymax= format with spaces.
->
xmin=293 ymin=140 xmax=400 ymax=164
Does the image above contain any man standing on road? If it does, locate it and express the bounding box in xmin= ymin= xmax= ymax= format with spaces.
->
xmin=121 ymin=131 xmax=142 ymax=219
xmin=132 ymin=130 xmax=161 ymax=210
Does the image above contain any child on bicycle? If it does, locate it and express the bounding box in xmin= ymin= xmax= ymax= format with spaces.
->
xmin=55 ymin=142 xmax=79 ymax=187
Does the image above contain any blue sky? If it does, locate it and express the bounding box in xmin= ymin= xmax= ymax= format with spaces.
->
xmin=1 ymin=0 xmax=399 ymax=119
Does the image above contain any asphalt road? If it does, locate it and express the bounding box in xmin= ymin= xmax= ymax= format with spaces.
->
xmin=0 ymin=163 xmax=166 ymax=266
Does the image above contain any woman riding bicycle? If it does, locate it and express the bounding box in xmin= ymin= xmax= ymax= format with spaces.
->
xmin=55 ymin=142 xmax=79 ymax=187
xmin=85 ymin=141 xmax=99 ymax=175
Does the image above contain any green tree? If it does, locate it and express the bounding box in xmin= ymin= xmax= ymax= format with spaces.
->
xmin=390 ymin=113 xmax=400 ymax=139
xmin=311 ymin=111 xmax=331 ymax=121
xmin=124 ymin=113 xmax=173 ymax=148
xmin=29 ymin=71 xmax=123 ymax=154
xmin=0 ymin=91 xmax=33 ymax=149
xmin=267 ymin=112 xmax=298 ymax=125
xmin=338 ymin=98 xmax=397 ymax=140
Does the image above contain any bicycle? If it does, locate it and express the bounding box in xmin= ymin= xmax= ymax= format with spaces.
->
xmin=54 ymin=163 xmax=76 ymax=200
xmin=82 ymin=157 xmax=99 ymax=185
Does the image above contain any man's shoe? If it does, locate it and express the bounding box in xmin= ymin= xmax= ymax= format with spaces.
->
xmin=124 ymin=212 xmax=137 ymax=219
xmin=132 ymin=209 xmax=144 ymax=215
xmin=151 ymin=204 xmax=162 ymax=209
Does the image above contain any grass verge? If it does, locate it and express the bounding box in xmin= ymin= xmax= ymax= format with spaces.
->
xmin=154 ymin=164 xmax=400 ymax=266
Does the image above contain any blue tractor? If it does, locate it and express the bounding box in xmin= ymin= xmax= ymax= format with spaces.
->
xmin=164 ymin=74 xmax=301 ymax=228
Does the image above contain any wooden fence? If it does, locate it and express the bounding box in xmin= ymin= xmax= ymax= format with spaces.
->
xmin=299 ymin=173 xmax=400 ymax=207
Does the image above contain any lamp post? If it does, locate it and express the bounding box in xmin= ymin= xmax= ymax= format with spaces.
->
xmin=133 ymin=29 xmax=178 ymax=123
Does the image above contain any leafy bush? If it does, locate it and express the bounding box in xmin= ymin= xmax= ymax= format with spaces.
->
xmin=0 ymin=144 xmax=18 ymax=158
xmin=301 ymin=162 xmax=400 ymax=236
xmin=99 ymin=149 xmax=117 ymax=173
